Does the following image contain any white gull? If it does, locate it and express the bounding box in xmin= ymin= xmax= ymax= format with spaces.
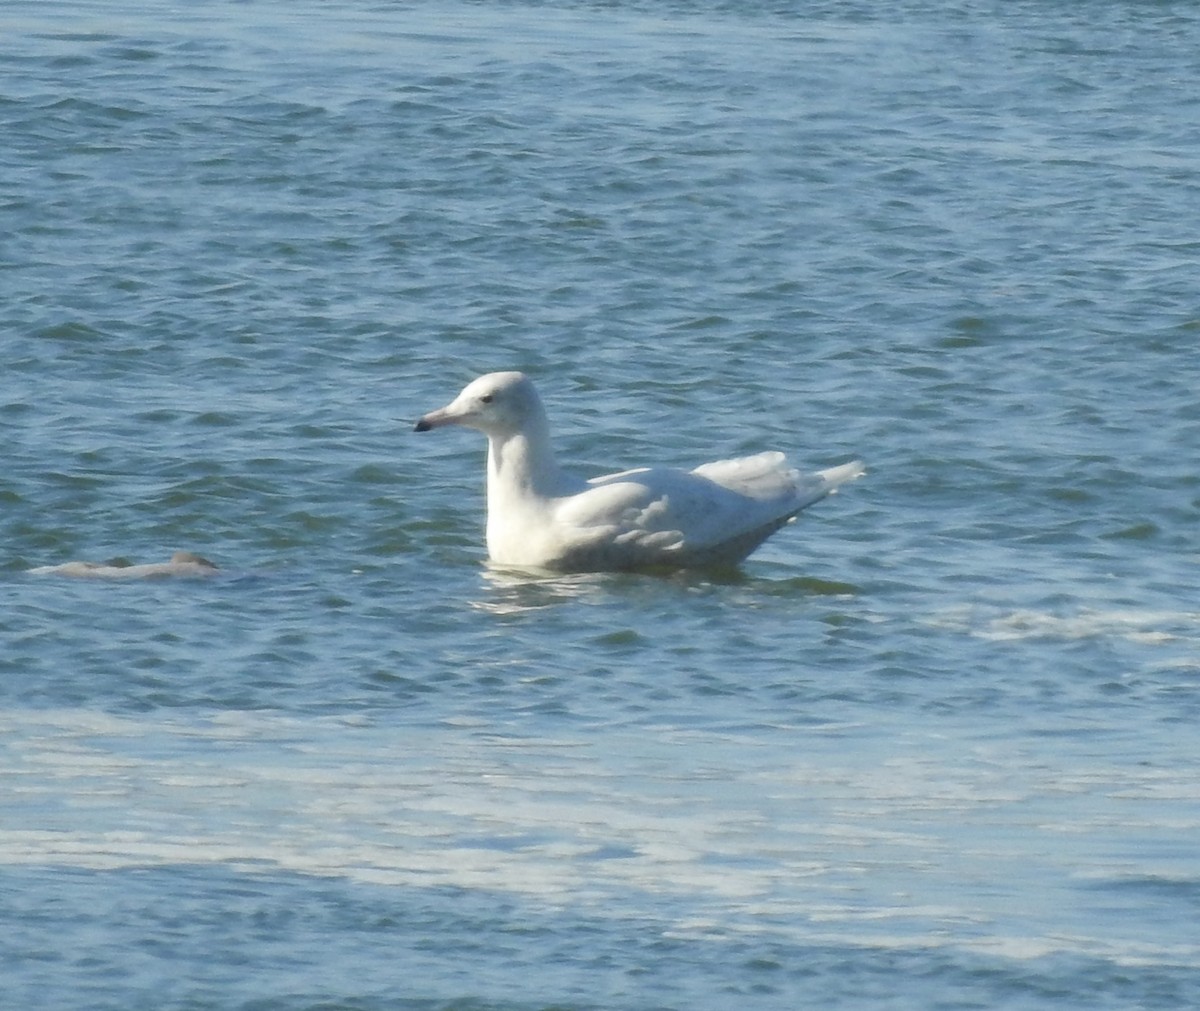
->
xmin=414 ymin=371 xmax=863 ymax=572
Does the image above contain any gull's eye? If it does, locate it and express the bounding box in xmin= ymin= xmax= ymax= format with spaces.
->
xmin=480 ymin=393 xmax=494 ymax=404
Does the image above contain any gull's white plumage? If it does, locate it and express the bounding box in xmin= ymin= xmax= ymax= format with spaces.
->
xmin=415 ymin=371 xmax=863 ymax=572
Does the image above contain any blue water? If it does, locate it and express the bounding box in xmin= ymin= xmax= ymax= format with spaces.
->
xmin=3 ymin=1 xmax=1199 ymax=1008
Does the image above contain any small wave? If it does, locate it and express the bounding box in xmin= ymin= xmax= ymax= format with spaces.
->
xmin=931 ymin=606 xmax=1200 ymax=644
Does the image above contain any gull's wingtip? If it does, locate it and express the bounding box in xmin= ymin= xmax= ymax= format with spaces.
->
xmin=819 ymin=460 xmax=866 ymax=488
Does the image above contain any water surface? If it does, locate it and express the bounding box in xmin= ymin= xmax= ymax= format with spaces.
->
xmin=2 ymin=1 xmax=1199 ymax=1008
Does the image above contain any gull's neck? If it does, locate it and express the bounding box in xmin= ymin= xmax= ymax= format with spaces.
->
xmin=485 ymin=413 xmax=566 ymax=506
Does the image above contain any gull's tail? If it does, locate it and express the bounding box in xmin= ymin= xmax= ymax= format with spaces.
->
xmin=792 ymin=459 xmax=866 ymax=513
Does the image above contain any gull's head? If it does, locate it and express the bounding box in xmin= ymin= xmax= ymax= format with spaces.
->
xmin=414 ymin=371 xmax=543 ymax=438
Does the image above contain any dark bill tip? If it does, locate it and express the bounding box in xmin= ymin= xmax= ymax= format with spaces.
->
xmin=414 ymin=418 xmax=432 ymax=432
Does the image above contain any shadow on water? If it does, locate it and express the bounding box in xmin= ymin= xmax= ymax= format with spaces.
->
xmin=472 ymin=561 xmax=860 ymax=615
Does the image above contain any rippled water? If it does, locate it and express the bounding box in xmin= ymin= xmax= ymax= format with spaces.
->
xmin=3 ymin=1 xmax=1199 ymax=1008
